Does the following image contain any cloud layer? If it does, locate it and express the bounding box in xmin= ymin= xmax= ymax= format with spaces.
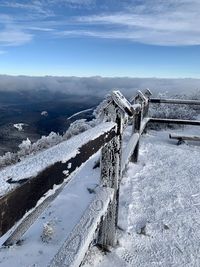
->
xmin=0 ymin=75 xmax=200 ymax=98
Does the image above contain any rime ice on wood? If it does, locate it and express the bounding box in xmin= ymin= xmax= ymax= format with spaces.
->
xmin=98 ymin=91 xmax=130 ymax=248
xmin=49 ymin=187 xmax=114 ymax=267
xmin=0 ymin=122 xmax=117 ymax=238
xmin=98 ymin=136 xmax=121 ymax=247
xmin=131 ymin=108 xmax=142 ymax=163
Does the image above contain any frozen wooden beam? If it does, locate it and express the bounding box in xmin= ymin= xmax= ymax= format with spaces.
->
xmin=144 ymin=88 xmax=152 ymax=97
xmin=131 ymin=107 xmax=142 ymax=163
xmin=137 ymin=90 xmax=148 ymax=104
xmin=122 ymin=133 xmax=140 ymax=171
xmin=112 ymin=90 xmax=134 ymax=116
xmin=150 ymin=98 xmax=200 ymax=105
xmin=150 ymin=118 xmax=200 ymax=126
xmin=98 ymin=136 xmax=121 ymax=248
xmin=140 ymin=117 xmax=150 ymax=133
xmin=122 ymin=118 xmax=150 ymax=172
xmin=48 ymin=186 xmax=114 ymax=267
xmin=169 ymin=133 xmax=200 ymax=141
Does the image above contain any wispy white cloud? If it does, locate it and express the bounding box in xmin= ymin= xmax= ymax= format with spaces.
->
xmin=48 ymin=0 xmax=94 ymax=7
xmin=0 ymin=29 xmax=33 ymax=46
xmin=0 ymin=50 xmax=6 ymax=55
xmin=57 ymin=0 xmax=93 ymax=4
xmin=0 ymin=0 xmax=93 ymax=14
xmin=1 ymin=0 xmax=200 ymax=47
xmin=0 ymin=12 xmax=33 ymax=47
xmin=65 ymin=0 xmax=200 ymax=46
xmin=0 ymin=1 xmax=54 ymax=16
xmin=56 ymin=28 xmax=200 ymax=46
xmin=26 ymin=26 xmax=54 ymax=32
xmin=0 ymin=1 xmax=57 ymax=47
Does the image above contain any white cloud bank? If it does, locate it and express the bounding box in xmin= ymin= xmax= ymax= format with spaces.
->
xmin=0 ymin=75 xmax=200 ymax=98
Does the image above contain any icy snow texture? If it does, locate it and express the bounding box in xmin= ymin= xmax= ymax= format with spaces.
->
xmin=86 ymin=127 xmax=200 ymax=267
xmin=49 ymin=187 xmax=114 ymax=267
xmin=13 ymin=123 xmax=26 ymax=131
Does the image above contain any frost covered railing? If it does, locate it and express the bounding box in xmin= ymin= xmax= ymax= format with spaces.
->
xmin=0 ymin=123 xmax=116 ymax=238
xmin=49 ymin=90 xmax=200 ymax=266
xmin=0 ymin=89 xmax=151 ymax=266
xmin=48 ymin=90 xmax=150 ymax=266
xmin=149 ymin=96 xmax=200 ymax=126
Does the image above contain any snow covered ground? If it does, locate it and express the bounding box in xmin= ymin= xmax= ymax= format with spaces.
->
xmin=1 ymin=125 xmax=200 ymax=266
xmin=13 ymin=123 xmax=27 ymax=131
xmin=84 ymin=126 xmax=200 ymax=267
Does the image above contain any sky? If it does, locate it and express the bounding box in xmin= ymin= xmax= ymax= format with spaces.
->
xmin=0 ymin=0 xmax=200 ymax=78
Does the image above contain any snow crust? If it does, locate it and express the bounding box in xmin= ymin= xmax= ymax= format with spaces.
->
xmin=13 ymin=123 xmax=26 ymax=131
xmin=49 ymin=187 xmax=113 ymax=267
xmin=0 ymin=122 xmax=116 ymax=196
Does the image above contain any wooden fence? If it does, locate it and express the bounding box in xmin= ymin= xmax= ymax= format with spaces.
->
xmin=1 ymin=89 xmax=200 ymax=266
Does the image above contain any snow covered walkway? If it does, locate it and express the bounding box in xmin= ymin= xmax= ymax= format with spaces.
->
xmin=85 ymin=127 xmax=200 ymax=267
xmin=1 ymin=126 xmax=200 ymax=267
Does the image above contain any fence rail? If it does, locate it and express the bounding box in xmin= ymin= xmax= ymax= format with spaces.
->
xmin=150 ymin=98 xmax=200 ymax=105
xmin=169 ymin=133 xmax=200 ymax=141
xmin=0 ymin=122 xmax=116 ymax=238
xmin=1 ymin=88 xmax=200 ymax=266
xmin=150 ymin=118 xmax=200 ymax=126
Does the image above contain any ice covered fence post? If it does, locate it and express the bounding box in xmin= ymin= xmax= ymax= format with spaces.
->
xmin=131 ymin=105 xmax=142 ymax=163
xmin=131 ymin=90 xmax=148 ymax=163
xmin=98 ymin=90 xmax=133 ymax=248
xmin=135 ymin=90 xmax=148 ymax=118
xmin=98 ymin=135 xmax=121 ymax=248
xmin=144 ymin=88 xmax=152 ymax=118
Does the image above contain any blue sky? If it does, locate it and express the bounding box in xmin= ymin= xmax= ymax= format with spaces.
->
xmin=0 ymin=0 xmax=200 ymax=78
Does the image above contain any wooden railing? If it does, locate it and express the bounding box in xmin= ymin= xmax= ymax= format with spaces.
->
xmin=0 ymin=122 xmax=116 ymax=240
xmin=1 ymin=88 xmax=200 ymax=266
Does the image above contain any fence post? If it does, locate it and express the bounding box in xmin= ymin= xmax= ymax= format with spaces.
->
xmin=143 ymin=88 xmax=152 ymax=118
xmin=131 ymin=108 xmax=142 ymax=163
xmin=98 ymin=106 xmax=122 ymax=248
xmin=131 ymin=89 xmax=151 ymax=161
